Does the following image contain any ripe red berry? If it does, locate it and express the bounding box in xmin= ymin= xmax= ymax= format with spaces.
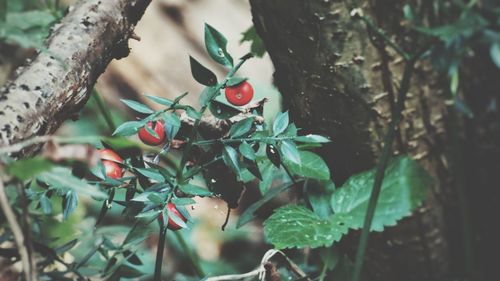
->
xmin=98 ymin=149 xmax=123 ymax=179
xmin=159 ymin=203 xmax=187 ymax=231
xmin=102 ymin=160 xmax=123 ymax=179
xmin=138 ymin=121 xmax=166 ymax=146
xmin=99 ymin=148 xmax=123 ymax=163
xmin=225 ymin=81 xmax=254 ymax=106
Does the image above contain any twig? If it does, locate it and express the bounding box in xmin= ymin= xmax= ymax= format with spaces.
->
xmin=0 ymin=178 xmax=34 ymax=280
xmin=205 ymin=249 xmax=311 ymax=281
xmin=16 ymin=183 xmax=37 ymax=281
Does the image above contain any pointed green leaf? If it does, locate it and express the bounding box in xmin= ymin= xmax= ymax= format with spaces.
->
xmin=239 ymin=141 xmax=256 ymax=161
xmin=204 ymin=23 xmax=233 ymax=67
xmin=62 ymin=190 xmax=78 ymax=220
xmin=120 ymin=99 xmax=154 ymax=114
xmin=190 ymin=56 xmax=217 ymax=86
xmin=179 ymin=184 xmax=213 ymax=197
xmin=229 ymin=118 xmax=254 ymax=138
xmin=284 ymin=151 xmax=330 ymax=180
xmin=145 ymin=95 xmax=174 ymax=107
xmin=295 ymin=134 xmax=331 ymax=143
xmin=112 ymin=121 xmax=144 ymax=136
xmin=273 ymin=111 xmax=289 ymax=136
xmin=279 ymin=140 xmax=301 ymax=165
xmin=222 ymin=146 xmax=241 ymax=175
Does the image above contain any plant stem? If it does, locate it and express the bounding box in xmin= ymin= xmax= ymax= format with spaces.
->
xmin=351 ymin=57 xmax=417 ymax=281
xmin=177 ymin=54 xmax=253 ymax=180
xmin=92 ymin=89 xmax=117 ymax=133
xmin=448 ymin=89 xmax=475 ymax=279
xmin=318 ymin=260 xmax=328 ymax=281
xmin=174 ymin=231 xmax=205 ymax=278
xmin=154 ymin=225 xmax=168 ymax=281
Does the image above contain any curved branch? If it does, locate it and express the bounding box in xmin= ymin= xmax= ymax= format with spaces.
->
xmin=0 ymin=0 xmax=151 ymax=156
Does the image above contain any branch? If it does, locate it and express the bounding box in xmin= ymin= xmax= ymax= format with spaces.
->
xmin=0 ymin=0 xmax=152 ymax=156
xmin=0 ymin=178 xmax=33 ymax=280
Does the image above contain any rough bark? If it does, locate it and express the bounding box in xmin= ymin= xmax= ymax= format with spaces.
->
xmin=250 ymin=0 xmax=455 ymax=280
xmin=0 ymin=0 xmax=151 ymax=153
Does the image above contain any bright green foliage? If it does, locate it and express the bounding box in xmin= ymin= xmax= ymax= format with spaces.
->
xmin=264 ymin=156 xmax=431 ymax=249
xmin=264 ymin=205 xmax=349 ymax=249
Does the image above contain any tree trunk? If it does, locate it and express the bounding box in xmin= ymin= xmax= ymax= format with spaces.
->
xmin=250 ymin=0 xmax=458 ymax=280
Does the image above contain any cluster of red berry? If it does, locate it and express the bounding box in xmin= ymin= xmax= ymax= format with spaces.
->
xmin=94 ymin=81 xmax=253 ymax=230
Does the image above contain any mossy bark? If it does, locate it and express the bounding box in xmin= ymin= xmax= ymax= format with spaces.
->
xmin=250 ymin=0 xmax=457 ymax=280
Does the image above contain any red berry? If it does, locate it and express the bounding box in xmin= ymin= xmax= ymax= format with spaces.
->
xmin=225 ymin=81 xmax=254 ymax=106
xmin=102 ymin=160 xmax=123 ymax=179
xmin=138 ymin=121 xmax=166 ymax=146
xmin=99 ymin=148 xmax=123 ymax=163
xmin=159 ymin=203 xmax=187 ymax=231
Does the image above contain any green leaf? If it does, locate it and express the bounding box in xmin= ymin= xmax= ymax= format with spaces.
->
xmin=162 ymin=112 xmax=181 ymax=140
xmin=229 ymin=118 xmax=254 ymax=138
xmin=264 ymin=205 xmax=348 ymax=249
xmin=279 ymin=140 xmax=301 ymax=165
xmin=37 ymin=167 xmax=107 ymax=199
xmin=179 ymin=184 xmax=213 ymax=197
xmin=120 ymin=99 xmax=154 ymax=114
xmin=199 ymin=85 xmax=219 ymax=107
xmin=227 ymin=77 xmax=248 ymax=87
xmin=491 ymin=43 xmax=500 ymax=68
xmin=39 ymin=194 xmax=52 ymax=215
xmin=331 ymin=156 xmax=431 ymax=231
xmin=172 ymin=197 xmax=196 ymax=206
xmin=133 ymin=168 xmax=165 ymax=182
xmin=204 ymin=23 xmax=234 ymax=67
xmin=222 ymin=146 xmax=241 ymax=175
xmin=209 ymin=100 xmax=242 ymax=119
xmin=273 ymin=111 xmax=289 ymax=136
xmin=239 ymin=141 xmax=256 ymax=161
xmin=145 ymin=95 xmax=173 ymax=107
xmin=295 ymin=134 xmax=331 ymax=143
xmin=305 ymin=180 xmax=336 ymax=219
xmin=190 ymin=56 xmax=217 ymax=86
xmin=237 ymin=181 xmax=295 ymax=228
xmin=284 ymin=151 xmax=330 ymax=180
xmin=186 ymin=106 xmax=202 ymax=120
xmin=258 ymin=160 xmax=275 ymax=194
xmin=7 ymin=157 xmax=53 ymax=180
xmin=62 ymin=190 xmax=78 ymax=220
xmin=112 ymin=121 xmax=144 ymax=136
xmin=240 ymin=26 xmax=266 ymax=57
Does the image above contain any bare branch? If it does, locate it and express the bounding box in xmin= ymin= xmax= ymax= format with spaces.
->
xmin=0 ymin=0 xmax=152 ymax=156
xmin=0 ymin=177 xmax=33 ymax=280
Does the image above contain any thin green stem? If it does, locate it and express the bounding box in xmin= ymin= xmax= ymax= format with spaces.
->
xmin=318 ymin=260 xmax=328 ymax=281
xmin=177 ymin=54 xmax=253 ymax=180
xmin=448 ymin=87 xmax=475 ymax=278
xmin=351 ymin=56 xmax=417 ymax=281
xmin=174 ymin=231 xmax=205 ymax=278
xmin=92 ymin=89 xmax=117 ymax=133
xmin=154 ymin=225 xmax=167 ymax=281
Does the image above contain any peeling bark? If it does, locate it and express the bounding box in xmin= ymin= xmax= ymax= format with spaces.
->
xmin=250 ymin=0 xmax=455 ymax=280
xmin=0 ymin=0 xmax=151 ymax=154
